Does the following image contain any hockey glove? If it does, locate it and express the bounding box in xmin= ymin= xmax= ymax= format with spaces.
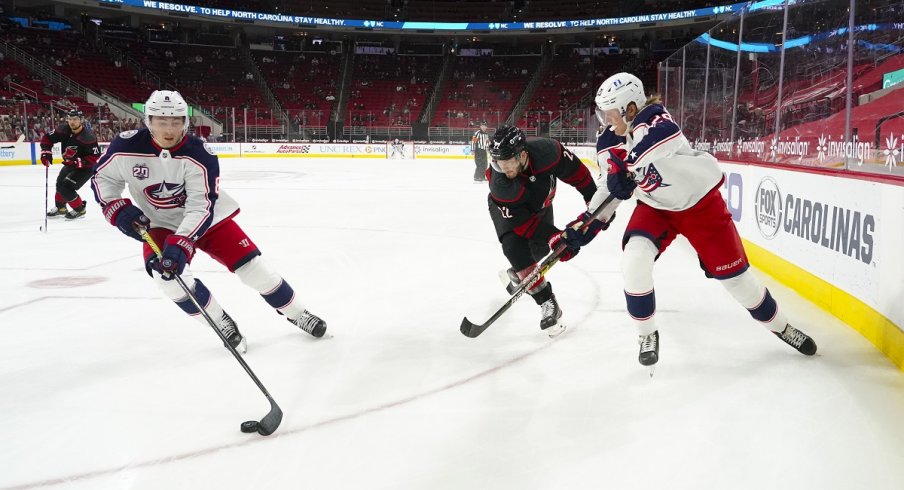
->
xmin=562 ymin=211 xmax=609 ymax=248
xmin=548 ymin=231 xmax=579 ymax=262
xmin=152 ymin=235 xmax=195 ymax=280
xmin=606 ymin=149 xmax=637 ymax=200
xmin=40 ymin=150 xmax=53 ymax=167
xmin=103 ymin=198 xmax=151 ymax=242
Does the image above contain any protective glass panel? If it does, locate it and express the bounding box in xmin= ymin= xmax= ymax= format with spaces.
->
xmin=734 ymin=3 xmax=788 ymax=164
xmin=776 ymin=0 xmax=853 ymax=167
xmin=852 ymin=0 xmax=904 ymax=175
xmin=681 ymin=40 xmax=710 ymax=143
xmin=702 ymin=21 xmax=741 ymax=160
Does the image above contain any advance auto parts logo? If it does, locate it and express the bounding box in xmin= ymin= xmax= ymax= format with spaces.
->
xmin=754 ymin=177 xmax=782 ymax=239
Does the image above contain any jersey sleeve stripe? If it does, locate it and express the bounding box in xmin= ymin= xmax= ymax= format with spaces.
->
xmin=628 ymin=130 xmax=682 ymax=169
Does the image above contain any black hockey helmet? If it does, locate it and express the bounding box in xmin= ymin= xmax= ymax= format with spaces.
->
xmin=66 ymin=109 xmax=83 ymax=119
xmin=489 ymin=125 xmax=525 ymax=161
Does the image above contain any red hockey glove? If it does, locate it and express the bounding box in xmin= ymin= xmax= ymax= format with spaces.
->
xmin=548 ymin=231 xmax=579 ymax=262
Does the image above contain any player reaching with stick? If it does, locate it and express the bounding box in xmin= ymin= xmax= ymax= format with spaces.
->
xmin=486 ymin=125 xmax=616 ymax=337
xmin=591 ymin=73 xmax=816 ymax=370
xmin=91 ymin=90 xmax=328 ymax=352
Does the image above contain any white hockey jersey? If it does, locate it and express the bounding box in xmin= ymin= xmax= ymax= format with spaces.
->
xmin=91 ymin=129 xmax=239 ymax=241
xmin=596 ymin=104 xmax=723 ymax=212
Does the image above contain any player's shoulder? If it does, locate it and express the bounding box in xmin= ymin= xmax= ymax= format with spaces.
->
xmin=597 ymin=127 xmax=625 ymax=151
xmin=634 ymin=104 xmax=669 ymax=125
xmin=178 ymin=135 xmax=219 ymax=161
xmin=525 ymin=137 xmax=563 ymax=172
xmin=77 ymin=126 xmax=98 ymax=143
xmin=110 ymin=128 xmax=150 ymax=148
xmin=106 ymin=128 xmax=150 ymax=153
xmin=488 ymin=170 xmax=525 ymax=204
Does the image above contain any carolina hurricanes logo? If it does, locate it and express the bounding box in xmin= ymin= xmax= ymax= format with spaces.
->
xmin=636 ymin=162 xmax=670 ymax=192
xmin=144 ymin=180 xmax=187 ymax=209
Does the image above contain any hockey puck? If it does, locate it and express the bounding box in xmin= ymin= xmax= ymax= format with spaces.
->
xmin=240 ymin=420 xmax=260 ymax=433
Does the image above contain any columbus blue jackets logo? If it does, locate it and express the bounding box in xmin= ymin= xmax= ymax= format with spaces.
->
xmin=636 ymin=162 xmax=670 ymax=192
xmin=144 ymin=180 xmax=187 ymax=209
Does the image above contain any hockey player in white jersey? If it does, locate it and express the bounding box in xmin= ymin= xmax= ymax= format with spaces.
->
xmin=91 ymin=90 xmax=327 ymax=352
xmin=590 ymin=73 xmax=816 ymax=369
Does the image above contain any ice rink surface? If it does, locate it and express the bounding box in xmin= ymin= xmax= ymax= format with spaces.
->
xmin=1 ymin=157 xmax=904 ymax=490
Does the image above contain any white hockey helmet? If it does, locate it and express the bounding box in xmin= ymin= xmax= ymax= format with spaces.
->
xmin=595 ymin=73 xmax=646 ymax=126
xmin=144 ymin=90 xmax=189 ymax=134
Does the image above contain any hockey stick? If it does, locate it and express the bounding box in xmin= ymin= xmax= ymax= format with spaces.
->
xmin=42 ymin=164 xmax=48 ymax=233
xmin=460 ymin=194 xmax=616 ymax=338
xmin=140 ymin=229 xmax=283 ymax=436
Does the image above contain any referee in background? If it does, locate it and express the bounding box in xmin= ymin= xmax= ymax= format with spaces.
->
xmin=471 ymin=121 xmax=490 ymax=182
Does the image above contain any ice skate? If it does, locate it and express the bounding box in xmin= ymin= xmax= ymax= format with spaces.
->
xmin=289 ymin=309 xmax=327 ymax=338
xmin=539 ymin=294 xmax=565 ymax=338
xmin=773 ymin=324 xmax=817 ymax=355
xmin=65 ymin=203 xmax=86 ymax=220
xmin=498 ymin=267 xmax=520 ymax=295
xmin=217 ymin=311 xmax=246 ymax=354
xmin=639 ymin=331 xmax=659 ymax=375
xmin=47 ymin=206 xmax=67 ymax=217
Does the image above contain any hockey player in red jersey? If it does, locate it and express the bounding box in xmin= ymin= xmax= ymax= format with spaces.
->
xmin=592 ymin=73 xmax=817 ymax=368
xmin=42 ymin=109 xmax=101 ymax=219
xmin=91 ymin=90 xmax=327 ymax=352
xmin=487 ymin=125 xmax=615 ymax=337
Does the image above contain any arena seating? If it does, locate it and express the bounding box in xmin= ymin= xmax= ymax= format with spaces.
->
xmin=346 ymin=53 xmax=441 ymax=127
xmin=253 ymin=50 xmax=340 ymax=125
xmin=431 ymin=54 xmax=540 ymax=128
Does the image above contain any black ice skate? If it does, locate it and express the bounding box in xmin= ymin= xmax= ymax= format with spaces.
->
xmin=773 ymin=324 xmax=817 ymax=356
xmin=639 ymin=330 xmax=659 ymax=367
xmin=47 ymin=206 xmax=67 ymax=217
xmin=289 ymin=310 xmax=327 ymax=338
xmin=65 ymin=203 xmax=86 ymax=220
xmin=539 ymin=294 xmax=565 ymax=337
xmin=218 ymin=312 xmax=247 ymax=354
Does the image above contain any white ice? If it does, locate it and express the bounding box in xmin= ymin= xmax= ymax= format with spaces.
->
xmin=1 ymin=158 xmax=903 ymax=490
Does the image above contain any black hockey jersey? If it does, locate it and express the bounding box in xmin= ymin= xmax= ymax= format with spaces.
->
xmin=40 ymin=123 xmax=101 ymax=169
xmin=488 ymin=137 xmax=596 ymax=241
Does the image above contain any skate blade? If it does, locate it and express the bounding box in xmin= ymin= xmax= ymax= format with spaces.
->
xmin=233 ymin=337 xmax=247 ymax=354
xmin=648 ymin=365 xmax=656 ymax=378
xmin=545 ymin=323 xmax=566 ymax=338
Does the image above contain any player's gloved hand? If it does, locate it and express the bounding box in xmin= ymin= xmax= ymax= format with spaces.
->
xmin=40 ymin=150 xmax=53 ymax=167
xmin=562 ymin=211 xmax=609 ymax=248
xmin=64 ymin=157 xmax=87 ymax=168
xmin=606 ymin=148 xmax=637 ymax=200
xmin=152 ymin=235 xmax=195 ymax=280
xmin=548 ymin=230 xmax=579 ymax=262
xmin=103 ymin=198 xmax=151 ymax=242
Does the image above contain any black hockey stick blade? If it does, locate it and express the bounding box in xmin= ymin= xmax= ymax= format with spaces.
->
xmin=460 ymin=275 xmax=533 ymax=338
xmin=459 ymin=195 xmax=616 ymax=338
xmin=256 ymin=398 xmax=283 ymax=436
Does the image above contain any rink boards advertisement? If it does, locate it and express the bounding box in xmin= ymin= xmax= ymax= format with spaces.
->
xmin=239 ymin=142 xmax=386 ymax=158
xmin=719 ymin=161 xmax=904 ymax=366
xmin=0 ymin=142 xmax=33 ymax=166
xmin=2 ymin=141 xmax=601 ymax=164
